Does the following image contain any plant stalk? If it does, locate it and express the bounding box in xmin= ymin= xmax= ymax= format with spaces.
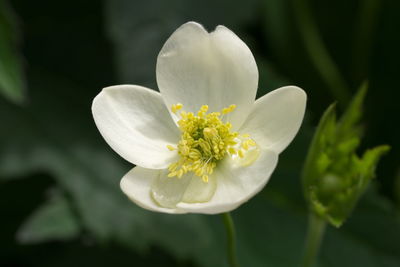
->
xmin=293 ymin=0 xmax=351 ymax=107
xmin=301 ymin=212 xmax=326 ymax=267
xmin=222 ymin=212 xmax=240 ymax=267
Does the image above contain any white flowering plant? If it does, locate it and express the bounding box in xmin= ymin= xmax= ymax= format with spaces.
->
xmin=92 ymin=22 xmax=306 ymax=214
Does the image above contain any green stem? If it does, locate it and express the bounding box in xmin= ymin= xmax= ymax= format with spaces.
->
xmin=293 ymin=0 xmax=351 ymax=107
xmin=222 ymin=212 xmax=239 ymax=267
xmin=301 ymin=212 xmax=326 ymax=267
xmin=351 ymin=0 xmax=381 ymax=82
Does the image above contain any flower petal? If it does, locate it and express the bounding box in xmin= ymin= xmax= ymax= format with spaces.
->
xmin=181 ymin=175 xmax=217 ymax=203
xmin=120 ymin=167 xmax=186 ymax=214
xmin=151 ymin=170 xmax=217 ymax=208
xmin=176 ymin=149 xmax=278 ymax=214
xmin=239 ymin=86 xmax=307 ymax=154
xmin=151 ymin=171 xmax=193 ymax=209
xmin=92 ymin=85 xmax=180 ymax=169
xmin=157 ymin=22 xmax=258 ymax=129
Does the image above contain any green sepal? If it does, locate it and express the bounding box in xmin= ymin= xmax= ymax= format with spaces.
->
xmin=302 ymin=84 xmax=390 ymax=227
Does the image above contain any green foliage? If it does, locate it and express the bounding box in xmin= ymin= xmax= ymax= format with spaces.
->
xmin=1 ymin=0 xmax=399 ymax=266
xmin=0 ymin=0 xmax=26 ymax=104
xmin=104 ymin=0 xmax=259 ymax=88
xmin=16 ymin=190 xmax=80 ymax=244
xmin=0 ymin=71 xmax=398 ymax=267
xmin=302 ymin=85 xmax=390 ymax=227
xmin=0 ymin=69 xmax=226 ymax=266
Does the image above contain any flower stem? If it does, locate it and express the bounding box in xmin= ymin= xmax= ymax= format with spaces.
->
xmin=301 ymin=212 xmax=326 ymax=267
xmin=222 ymin=212 xmax=240 ymax=267
xmin=351 ymin=0 xmax=381 ymax=82
xmin=293 ymin=0 xmax=351 ymax=107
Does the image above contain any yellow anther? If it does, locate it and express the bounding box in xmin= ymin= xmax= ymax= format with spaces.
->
xmin=222 ymin=104 xmax=237 ymax=114
xmin=180 ymin=145 xmax=190 ymax=155
xmin=171 ymin=103 xmax=183 ymax=114
xmin=198 ymin=105 xmax=209 ymax=117
xmin=203 ymin=127 xmax=217 ymax=139
xmin=248 ymin=139 xmax=256 ymax=146
xmin=189 ymin=150 xmax=200 ymax=159
xmin=167 ymin=145 xmax=176 ymax=151
xmin=206 ymin=164 xmax=213 ymax=174
xmin=228 ymin=147 xmax=237 ymax=155
xmin=177 ymin=169 xmax=184 ymax=178
xmin=242 ymin=141 xmax=249 ymax=150
xmin=167 ymin=103 xmax=258 ymax=183
xmin=168 ymin=162 xmax=178 ymax=171
xmin=199 ymin=141 xmax=211 ymax=153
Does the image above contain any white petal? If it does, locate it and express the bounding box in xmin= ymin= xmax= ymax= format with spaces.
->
xmin=151 ymin=170 xmax=217 ymax=208
xmin=157 ymin=22 xmax=258 ymax=129
xmin=181 ymin=174 xmax=217 ymax=203
xmin=176 ymin=149 xmax=278 ymax=214
xmin=120 ymin=167 xmax=186 ymax=214
xmin=92 ymin=85 xmax=180 ymax=169
xmin=239 ymin=86 xmax=307 ymax=154
xmin=151 ymin=171 xmax=193 ymax=209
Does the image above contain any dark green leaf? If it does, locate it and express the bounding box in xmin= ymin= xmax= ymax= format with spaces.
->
xmin=16 ymin=190 xmax=80 ymax=244
xmin=0 ymin=69 xmax=226 ymax=266
xmin=0 ymin=1 xmax=26 ymax=104
xmin=0 ymin=68 xmax=398 ymax=266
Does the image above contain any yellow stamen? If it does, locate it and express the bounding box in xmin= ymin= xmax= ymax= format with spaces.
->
xmin=171 ymin=103 xmax=183 ymax=114
xmin=166 ymin=103 xmax=258 ymax=182
xmin=167 ymin=145 xmax=176 ymax=151
xmin=222 ymin=104 xmax=237 ymax=114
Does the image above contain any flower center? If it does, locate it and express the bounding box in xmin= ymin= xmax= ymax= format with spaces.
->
xmin=166 ymin=103 xmax=258 ymax=183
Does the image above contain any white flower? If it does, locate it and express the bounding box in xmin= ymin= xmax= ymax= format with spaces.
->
xmin=92 ymin=22 xmax=306 ymax=214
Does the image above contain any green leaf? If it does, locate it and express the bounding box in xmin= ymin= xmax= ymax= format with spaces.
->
xmin=1 ymin=68 xmax=399 ymax=266
xmin=0 ymin=1 xmax=26 ymax=104
xmin=0 ymin=69 xmax=226 ymax=266
xmin=16 ymin=190 xmax=80 ymax=244
xmin=2 ymin=1 xmax=398 ymax=265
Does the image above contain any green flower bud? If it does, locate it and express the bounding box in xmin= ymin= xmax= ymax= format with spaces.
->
xmin=302 ymin=84 xmax=390 ymax=227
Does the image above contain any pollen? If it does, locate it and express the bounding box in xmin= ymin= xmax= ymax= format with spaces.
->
xmin=166 ymin=103 xmax=258 ymax=183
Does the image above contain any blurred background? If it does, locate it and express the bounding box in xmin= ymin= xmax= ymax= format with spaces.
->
xmin=1 ymin=0 xmax=400 ymax=266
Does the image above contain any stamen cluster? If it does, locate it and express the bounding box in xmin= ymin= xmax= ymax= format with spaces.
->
xmin=167 ymin=104 xmax=256 ymax=182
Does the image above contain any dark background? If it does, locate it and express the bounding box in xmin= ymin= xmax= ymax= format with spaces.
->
xmin=1 ymin=0 xmax=400 ymax=266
